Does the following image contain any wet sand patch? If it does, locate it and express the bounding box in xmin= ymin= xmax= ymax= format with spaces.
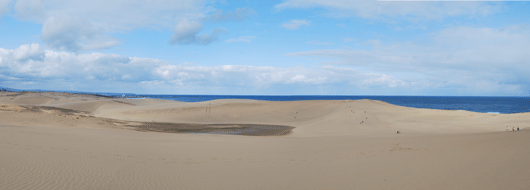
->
xmin=130 ymin=122 xmax=295 ymax=136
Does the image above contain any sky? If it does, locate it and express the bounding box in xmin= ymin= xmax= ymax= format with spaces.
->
xmin=0 ymin=0 xmax=530 ymax=96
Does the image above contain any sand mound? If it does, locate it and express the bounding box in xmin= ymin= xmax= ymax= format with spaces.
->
xmin=0 ymin=104 xmax=25 ymax=112
xmin=88 ymin=98 xmax=530 ymax=137
xmin=56 ymin=101 xmax=116 ymax=114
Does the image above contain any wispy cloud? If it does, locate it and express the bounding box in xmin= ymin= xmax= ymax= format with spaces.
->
xmin=275 ymin=0 xmax=503 ymax=20
xmin=8 ymin=0 xmax=210 ymax=51
xmin=203 ymin=7 xmax=256 ymax=22
xmin=280 ymin=19 xmax=311 ymax=30
xmin=226 ymin=36 xmax=256 ymax=43
xmin=170 ymin=19 xmax=228 ymax=45
xmin=307 ymin=41 xmax=334 ymax=45
xmin=0 ymin=0 xmax=10 ymax=17
xmin=41 ymin=16 xmax=121 ymax=52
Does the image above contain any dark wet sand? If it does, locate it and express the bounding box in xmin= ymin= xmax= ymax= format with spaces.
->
xmin=132 ymin=122 xmax=295 ymax=136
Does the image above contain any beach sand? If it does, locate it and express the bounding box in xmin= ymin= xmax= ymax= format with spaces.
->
xmin=1 ymin=92 xmax=530 ymax=189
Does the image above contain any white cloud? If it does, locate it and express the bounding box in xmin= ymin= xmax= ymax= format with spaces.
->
xmin=0 ymin=43 xmax=163 ymax=78
xmin=12 ymin=44 xmax=44 ymax=62
xmin=170 ymin=19 xmax=228 ymax=45
xmin=226 ymin=36 xmax=256 ymax=43
xmin=41 ymin=16 xmax=120 ymax=52
xmin=203 ymin=7 xmax=256 ymax=22
xmin=0 ymin=0 xmax=11 ymax=17
xmin=280 ymin=19 xmax=311 ymax=30
xmin=170 ymin=20 xmax=203 ymax=45
xmin=275 ymin=0 xmax=502 ymax=20
xmin=286 ymin=25 xmax=530 ymax=95
xmin=362 ymin=73 xmax=404 ymax=88
xmin=150 ymin=64 xmax=404 ymax=88
xmin=0 ymin=44 xmax=408 ymax=94
xmin=8 ymin=1 xmax=255 ymax=51
xmin=13 ymin=0 xmax=204 ymax=28
xmin=12 ymin=0 xmax=207 ymax=50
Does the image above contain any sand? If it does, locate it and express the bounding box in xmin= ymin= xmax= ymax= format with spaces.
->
xmin=1 ymin=92 xmax=530 ymax=190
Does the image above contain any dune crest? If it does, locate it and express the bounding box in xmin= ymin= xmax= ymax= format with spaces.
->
xmin=2 ymin=92 xmax=530 ymax=137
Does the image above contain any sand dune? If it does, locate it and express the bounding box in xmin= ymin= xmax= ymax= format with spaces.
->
xmin=89 ymin=96 xmax=530 ymax=137
xmin=1 ymin=92 xmax=530 ymax=190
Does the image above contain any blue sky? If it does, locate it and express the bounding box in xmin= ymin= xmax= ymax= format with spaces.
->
xmin=1 ymin=0 xmax=530 ymax=95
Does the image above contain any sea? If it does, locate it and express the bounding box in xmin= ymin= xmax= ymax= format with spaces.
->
xmin=2 ymin=88 xmax=529 ymax=114
xmin=108 ymin=94 xmax=530 ymax=114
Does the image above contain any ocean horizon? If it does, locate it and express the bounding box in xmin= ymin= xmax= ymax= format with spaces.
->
xmin=3 ymin=88 xmax=530 ymax=114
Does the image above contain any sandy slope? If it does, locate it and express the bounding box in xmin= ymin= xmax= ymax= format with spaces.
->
xmin=1 ymin=92 xmax=530 ymax=190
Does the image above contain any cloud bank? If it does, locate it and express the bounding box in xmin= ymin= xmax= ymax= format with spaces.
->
xmin=287 ymin=25 xmax=530 ymax=95
xmin=0 ymin=43 xmax=410 ymax=94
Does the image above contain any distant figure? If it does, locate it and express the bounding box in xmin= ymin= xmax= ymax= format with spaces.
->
xmin=397 ymin=131 xmax=400 ymax=134
xmin=507 ymin=126 xmax=509 ymax=131
xmin=513 ymin=127 xmax=514 ymax=131
xmin=517 ymin=127 xmax=520 ymax=131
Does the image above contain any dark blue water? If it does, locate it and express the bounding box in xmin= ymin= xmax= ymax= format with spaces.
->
xmin=116 ymin=94 xmax=530 ymax=114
